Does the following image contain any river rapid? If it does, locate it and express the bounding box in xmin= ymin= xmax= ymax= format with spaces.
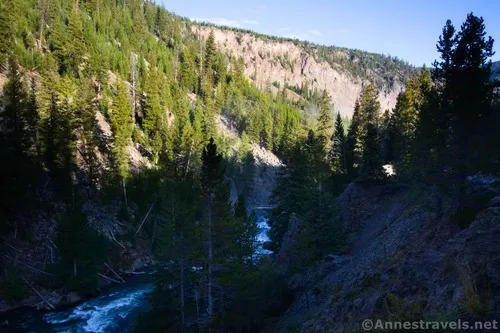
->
xmin=1 ymin=210 xmax=271 ymax=332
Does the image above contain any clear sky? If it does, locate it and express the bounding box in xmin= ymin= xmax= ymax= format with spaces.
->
xmin=159 ymin=0 xmax=500 ymax=67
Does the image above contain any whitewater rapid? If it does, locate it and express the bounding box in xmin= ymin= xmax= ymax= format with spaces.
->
xmin=2 ymin=210 xmax=271 ymax=332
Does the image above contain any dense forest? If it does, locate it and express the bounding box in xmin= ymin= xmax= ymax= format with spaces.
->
xmin=0 ymin=0 xmax=499 ymax=331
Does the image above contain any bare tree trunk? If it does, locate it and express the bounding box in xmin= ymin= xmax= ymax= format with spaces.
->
xmin=23 ymin=277 xmax=54 ymax=309
xmin=184 ymin=139 xmax=194 ymax=180
xmin=135 ymin=200 xmax=156 ymax=235
xmin=150 ymin=217 xmax=157 ymax=251
xmin=38 ymin=6 xmax=44 ymax=46
xmin=174 ymin=48 xmax=179 ymax=82
xmin=207 ymin=199 xmax=214 ymax=323
xmin=180 ymin=242 xmax=185 ymax=333
xmin=130 ymin=53 xmax=138 ymax=121
xmin=104 ymin=262 xmax=125 ymax=283
xmin=194 ymin=287 xmax=200 ymax=331
xmin=198 ymin=32 xmax=203 ymax=93
xmin=122 ymin=179 xmax=128 ymax=207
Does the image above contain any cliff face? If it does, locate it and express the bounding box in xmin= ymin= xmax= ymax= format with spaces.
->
xmin=193 ymin=26 xmax=409 ymax=117
xmin=276 ymin=176 xmax=500 ymax=332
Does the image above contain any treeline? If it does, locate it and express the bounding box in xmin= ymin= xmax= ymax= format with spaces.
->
xmin=269 ymin=13 xmax=500 ymax=266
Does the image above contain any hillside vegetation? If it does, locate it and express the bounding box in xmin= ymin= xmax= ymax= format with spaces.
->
xmin=0 ymin=1 xmax=499 ymax=332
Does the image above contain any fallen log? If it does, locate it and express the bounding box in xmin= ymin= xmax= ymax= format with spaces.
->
xmin=1 ymin=239 xmax=22 ymax=253
xmin=97 ymin=273 xmax=122 ymax=284
xmin=4 ymin=255 xmax=54 ymax=276
xmin=135 ymin=200 xmax=157 ymax=235
xmin=104 ymin=262 xmax=125 ymax=283
xmin=22 ymin=277 xmax=55 ymax=310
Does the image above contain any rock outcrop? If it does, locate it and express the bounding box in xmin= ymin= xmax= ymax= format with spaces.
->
xmin=277 ymin=176 xmax=500 ymax=332
xmin=193 ymin=26 xmax=410 ymax=117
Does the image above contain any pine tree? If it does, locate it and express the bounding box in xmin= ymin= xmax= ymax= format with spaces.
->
xmin=142 ymin=59 xmax=164 ymax=160
xmin=49 ymin=17 xmax=68 ymax=73
xmin=330 ymin=113 xmax=347 ymax=174
xmin=2 ymin=58 xmax=28 ymax=151
xmin=38 ymin=74 xmax=76 ymax=188
xmin=346 ymin=99 xmax=363 ymax=179
xmin=432 ymin=19 xmax=456 ymax=100
xmin=74 ymin=79 xmax=99 ymax=185
xmin=316 ymin=89 xmax=333 ymax=154
xmin=110 ymin=81 xmax=134 ymax=184
xmin=360 ymin=123 xmax=383 ymax=180
xmin=204 ymin=30 xmax=217 ymax=85
xmin=200 ymin=137 xmax=224 ymax=323
xmin=450 ymin=13 xmax=496 ymax=173
xmin=202 ymin=98 xmax=217 ymax=141
xmin=388 ymin=69 xmax=432 ymax=177
xmin=57 ymin=203 xmax=108 ymax=294
xmin=180 ymin=47 xmax=196 ymax=92
xmin=0 ymin=0 xmax=16 ymax=65
xmin=357 ymin=82 xmax=382 ymax=179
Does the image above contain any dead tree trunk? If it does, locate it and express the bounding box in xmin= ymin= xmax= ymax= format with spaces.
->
xmin=206 ymin=197 xmax=214 ymax=324
xmin=122 ymin=179 xmax=128 ymax=207
xmin=180 ymin=245 xmax=185 ymax=333
xmin=23 ymin=277 xmax=54 ymax=310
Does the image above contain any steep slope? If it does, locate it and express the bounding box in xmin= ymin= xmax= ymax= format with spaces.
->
xmin=193 ymin=26 xmax=415 ymax=117
xmin=276 ymin=177 xmax=500 ymax=332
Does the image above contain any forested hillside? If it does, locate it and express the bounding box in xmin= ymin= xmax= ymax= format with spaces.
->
xmin=0 ymin=0 xmax=303 ymax=328
xmin=0 ymin=0 xmax=500 ymax=332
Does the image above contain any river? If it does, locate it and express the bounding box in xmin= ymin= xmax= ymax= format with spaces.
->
xmin=1 ymin=210 xmax=271 ymax=332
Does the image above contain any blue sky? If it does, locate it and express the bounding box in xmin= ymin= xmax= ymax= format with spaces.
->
xmin=159 ymin=0 xmax=500 ymax=66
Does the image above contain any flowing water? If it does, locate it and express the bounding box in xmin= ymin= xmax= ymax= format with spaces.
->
xmin=0 ymin=275 xmax=154 ymax=333
xmin=1 ymin=210 xmax=271 ymax=332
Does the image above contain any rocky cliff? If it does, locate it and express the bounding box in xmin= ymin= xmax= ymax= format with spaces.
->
xmin=193 ymin=26 xmax=414 ymax=117
xmin=276 ymin=176 xmax=500 ymax=332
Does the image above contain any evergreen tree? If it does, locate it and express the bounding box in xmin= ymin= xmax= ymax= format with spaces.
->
xmin=2 ymin=58 xmax=28 ymax=152
xmin=38 ymin=74 xmax=76 ymax=191
xmin=389 ymin=69 xmax=433 ymax=178
xmin=316 ymin=89 xmax=333 ymax=154
xmin=0 ymin=0 xmax=15 ymax=65
xmin=56 ymin=204 xmax=108 ymax=294
xmin=330 ymin=113 xmax=347 ymax=174
xmin=66 ymin=11 xmax=87 ymax=75
xmin=204 ymin=30 xmax=218 ymax=85
xmin=360 ymin=123 xmax=383 ymax=180
xmin=74 ymin=79 xmax=99 ymax=185
xmin=346 ymin=99 xmax=363 ymax=179
xmin=200 ymin=137 xmax=224 ymax=323
xmin=202 ymin=97 xmax=217 ymax=141
xmin=449 ymin=13 xmax=496 ymax=173
xmin=142 ymin=59 xmax=164 ymax=160
xmin=110 ymin=81 xmax=134 ymax=185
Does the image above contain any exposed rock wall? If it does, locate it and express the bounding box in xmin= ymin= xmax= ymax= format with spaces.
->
xmin=194 ymin=27 xmax=406 ymax=117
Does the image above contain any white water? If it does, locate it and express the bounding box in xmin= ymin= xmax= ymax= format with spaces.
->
xmin=3 ymin=210 xmax=272 ymax=332
xmin=4 ymin=282 xmax=154 ymax=333
xmin=43 ymin=284 xmax=153 ymax=333
xmin=255 ymin=209 xmax=272 ymax=255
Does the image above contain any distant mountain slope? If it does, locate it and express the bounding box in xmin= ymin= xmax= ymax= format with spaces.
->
xmin=492 ymin=60 xmax=500 ymax=81
xmin=191 ymin=24 xmax=416 ymax=117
